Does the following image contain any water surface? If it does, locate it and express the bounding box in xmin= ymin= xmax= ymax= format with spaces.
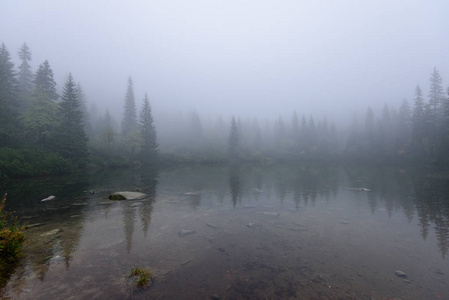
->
xmin=1 ymin=164 xmax=448 ymax=299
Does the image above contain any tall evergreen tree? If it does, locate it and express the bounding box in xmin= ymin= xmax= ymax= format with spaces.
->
xmin=0 ymin=43 xmax=19 ymax=146
xmin=23 ymin=89 xmax=59 ymax=148
xmin=57 ymin=73 xmax=88 ymax=164
xmin=139 ymin=93 xmax=158 ymax=163
xmin=229 ymin=116 xmax=240 ymax=162
xmin=34 ymin=60 xmax=58 ymax=102
xmin=412 ymin=85 xmax=426 ymax=157
xmin=428 ymin=67 xmax=444 ymax=115
xmin=76 ymin=82 xmax=90 ymax=135
xmin=121 ymin=76 xmax=137 ymax=136
xmin=17 ymin=43 xmax=33 ymax=112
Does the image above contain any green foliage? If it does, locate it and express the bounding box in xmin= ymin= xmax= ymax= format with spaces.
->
xmin=57 ymin=73 xmax=89 ymax=166
xmin=139 ymin=93 xmax=158 ymax=164
xmin=130 ymin=267 xmax=153 ymax=288
xmin=0 ymin=193 xmax=25 ymax=285
xmin=0 ymin=147 xmax=72 ymax=179
xmin=121 ymin=76 xmax=137 ymax=136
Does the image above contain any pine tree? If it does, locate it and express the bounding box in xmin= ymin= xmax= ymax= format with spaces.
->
xmin=428 ymin=67 xmax=444 ymax=115
xmin=121 ymin=76 xmax=137 ymax=136
xmin=412 ymin=85 xmax=426 ymax=158
xmin=17 ymin=43 xmax=33 ymax=112
xmin=23 ymin=89 xmax=59 ymax=147
xmin=229 ymin=116 xmax=239 ymax=162
xmin=57 ymin=73 xmax=88 ymax=165
xmin=139 ymin=93 xmax=158 ymax=163
xmin=0 ymin=43 xmax=19 ymax=146
xmin=34 ymin=60 xmax=58 ymax=102
xmin=76 ymin=82 xmax=91 ymax=135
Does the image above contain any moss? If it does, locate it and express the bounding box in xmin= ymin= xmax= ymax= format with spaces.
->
xmin=130 ymin=267 xmax=153 ymax=288
xmin=108 ymin=193 xmax=127 ymax=200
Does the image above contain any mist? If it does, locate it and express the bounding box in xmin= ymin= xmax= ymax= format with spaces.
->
xmin=2 ymin=0 xmax=448 ymax=121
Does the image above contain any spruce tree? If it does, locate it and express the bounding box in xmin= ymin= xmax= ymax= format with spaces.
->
xmin=229 ymin=116 xmax=239 ymax=162
xmin=76 ymin=82 xmax=91 ymax=135
xmin=57 ymin=74 xmax=88 ymax=165
xmin=0 ymin=43 xmax=19 ymax=146
xmin=23 ymin=60 xmax=59 ymax=148
xmin=139 ymin=93 xmax=158 ymax=163
xmin=428 ymin=67 xmax=444 ymax=115
xmin=17 ymin=43 xmax=33 ymax=112
xmin=34 ymin=60 xmax=58 ymax=102
xmin=121 ymin=76 xmax=137 ymax=136
xmin=412 ymin=85 xmax=426 ymax=157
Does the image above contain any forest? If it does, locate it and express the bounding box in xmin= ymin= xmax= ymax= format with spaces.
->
xmin=1 ymin=42 xmax=449 ymax=179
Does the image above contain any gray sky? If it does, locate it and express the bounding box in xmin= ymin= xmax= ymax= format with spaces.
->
xmin=1 ymin=0 xmax=448 ymax=122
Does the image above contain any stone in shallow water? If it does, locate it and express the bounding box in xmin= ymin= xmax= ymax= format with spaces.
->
xmin=41 ymin=229 xmax=62 ymax=237
xmin=109 ymin=191 xmax=147 ymax=200
xmin=395 ymin=270 xmax=407 ymax=278
xmin=247 ymin=223 xmax=262 ymax=229
xmin=178 ymin=229 xmax=196 ymax=237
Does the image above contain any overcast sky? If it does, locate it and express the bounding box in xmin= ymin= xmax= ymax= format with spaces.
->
xmin=1 ymin=0 xmax=448 ymax=122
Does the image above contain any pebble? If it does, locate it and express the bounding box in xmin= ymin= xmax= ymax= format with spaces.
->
xmin=178 ymin=229 xmax=196 ymax=237
xmin=41 ymin=229 xmax=62 ymax=237
xmin=394 ymin=270 xmax=407 ymax=278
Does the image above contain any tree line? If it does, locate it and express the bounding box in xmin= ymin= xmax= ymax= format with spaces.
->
xmin=1 ymin=41 xmax=448 ymax=178
xmin=0 ymin=42 xmax=158 ymax=178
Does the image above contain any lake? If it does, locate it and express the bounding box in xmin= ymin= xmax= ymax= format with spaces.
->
xmin=1 ymin=164 xmax=448 ymax=299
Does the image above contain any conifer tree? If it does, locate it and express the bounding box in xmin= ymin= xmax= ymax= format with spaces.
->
xmin=139 ymin=93 xmax=158 ymax=163
xmin=17 ymin=43 xmax=33 ymax=112
xmin=76 ymin=82 xmax=91 ymax=135
xmin=0 ymin=43 xmax=19 ymax=146
xmin=34 ymin=60 xmax=58 ymax=101
xmin=57 ymin=73 xmax=88 ymax=165
xmin=121 ymin=76 xmax=137 ymax=136
xmin=412 ymin=85 xmax=426 ymax=157
xmin=229 ymin=116 xmax=239 ymax=161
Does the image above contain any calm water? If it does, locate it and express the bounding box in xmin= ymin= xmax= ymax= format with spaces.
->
xmin=1 ymin=164 xmax=448 ymax=299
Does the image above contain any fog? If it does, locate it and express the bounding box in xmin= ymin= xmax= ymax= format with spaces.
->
xmin=2 ymin=0 xmax=448 ymax=124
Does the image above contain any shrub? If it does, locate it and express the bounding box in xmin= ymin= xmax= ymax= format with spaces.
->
xmin=0 ymin=193 xmax=25 ymax=285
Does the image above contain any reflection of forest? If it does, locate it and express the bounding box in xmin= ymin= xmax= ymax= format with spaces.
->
xmin=3 ymin=166 xmax=159 ymax=282
xmin=5 ymin=163 xmax=449 ymax=285
xmin=344 ymin=166 xmax=449 ymax=258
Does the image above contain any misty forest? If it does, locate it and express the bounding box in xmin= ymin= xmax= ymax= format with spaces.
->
xmin=1 ymin=2 xmax=449 ymax=299
xmin=1 ymin=42 xmax=449 ymax=178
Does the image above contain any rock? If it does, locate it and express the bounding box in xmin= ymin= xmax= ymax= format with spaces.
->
xmin=41 ymin=229 xmax=62 ymax=237
xmin=178 ymin=229 xmax=196 ymax=237
xmin=260 ymin=212 xmax=279 ymax=217
xmin=181 ymin=259 xmax=192 ymax=265
xmin=41 ymin=195 xmax=56 ymax=201
xmin=403 ymin=279 xmax=411 ymax=283
xmin=247 ymin=223 xmax=262 ymax=229
xmin=394 ymin=270 xmax=407 ymax=278
xmin=25 ymin=223 xmax=45 ymax=229
xmin=184 ymin=191 xmax=202 ymax=196
xmin=109 ymin=191 xmax=147 ymax=200
xmin=211 ymin=294 xmax=221 ymax=300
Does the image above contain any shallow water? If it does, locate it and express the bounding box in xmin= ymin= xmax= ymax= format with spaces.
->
xmin=1 ymin=164 xmax=448 ymax=299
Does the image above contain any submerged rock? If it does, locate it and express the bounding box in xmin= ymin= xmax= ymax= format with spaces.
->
xmin=395 ymin=270 xmax=407 ymax=278
xmin=178 ymin=229 xmax=196 ymax=237
xmin=108 ymin=191 xmax=147 ymax=200
xmin=41 ymin=195 xmax=56 ymax=201
xmin=41 ymin=229 xmax=62 ymax=237
xmin=247 ymin=223 xmax=262 ymax=229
